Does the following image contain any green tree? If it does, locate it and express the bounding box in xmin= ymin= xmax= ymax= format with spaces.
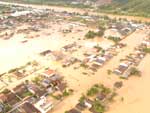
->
xmin=85 ymin=30 xmax=96 ymax=39
xmin=93 ymin=100 xmax=105 ymax=113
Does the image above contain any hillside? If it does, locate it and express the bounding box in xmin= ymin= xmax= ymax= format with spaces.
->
xmin=98 ymin=0 xmax=150 ymax=17
xmin=0 ymin=0 xmax=112 ymax=6
xmin=1 ymin=0 xmax=150 ymax=17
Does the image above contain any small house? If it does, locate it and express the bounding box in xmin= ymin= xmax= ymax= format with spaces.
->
xmin=104 ymin=29 xmax=123 ymax=39
xmin=41 ymin=69 xmax=55 ymax=78
xmin=34 ymin=96 xmax=53 ymax=113
xmin=19 ymin=102 xmax=41 ymax=113
xmin=27 ymin=84 xmax=45 ymax=97
xmin=67 ymin=108 xmax=81 ymax=113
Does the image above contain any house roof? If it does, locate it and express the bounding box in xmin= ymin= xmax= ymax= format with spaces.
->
xmin=27 ymin=84 xmax=45 ymax=97
xmin=13 ymin=71 xmax=25 ymax=78
xmin=84 ymin=98 xmax=93 ymax=105
xmin=0 ymin=94 xmax=7 ymax=103
xmin=49 ymin=74 xmax=62 ymax=81
xmin=43 ymin=69 xmax=55 ymax=76
xmin=5 ymin=92 xmax=20 ymax=105
xmin=13 ymin=83 xmax=27 ymax=95
xmin=51 ymin=51 xmax=64 ymax=60
xmin=75 ymin=103 xmax=86 ymax=111
xmin=68 ymin=108 xmax=81 ymax=113
xmin=20 ymin=102 xmax=40 ymax=113
xmin=40 ymin=50 xmax=51 ymax=56
xmin=118 ymin=65 xmax=128 ymax=72
xmin=63 ymin=42 xmax=76 ymax=50
xmin=41 ymin=79 xmax=51 ymax=87
xmin=57 ymin=82 xmax=67 ymax=92
xmin=96 ymin=93 xmax=106 ymax=101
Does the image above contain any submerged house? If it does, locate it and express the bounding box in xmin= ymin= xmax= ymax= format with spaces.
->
xmin=27 ymin=84 xmax=46 ymax=98
xmin=67 ymin=108 xmax=81 ymax=113
xmin=0 ymin=90 xmax=20 ymax=106
xmin=40 ymin=50 xmax=51 ymax=56
xmin=15 ymin=102 xmax=41 ymax=113
xmin=114 ymin=62 xmax=130 ymax=75
xmin=50 ymin=51 xmax=65 ymax=61
xmin=104 ymin=29 xmax=123 ymax=39
xmin=41 ymin=69 xmax=56 ymax=78
xmin=13 ymin=83 xmax=28 ymax=99
xmin=34 ymin=96 xmax=53 ymax=113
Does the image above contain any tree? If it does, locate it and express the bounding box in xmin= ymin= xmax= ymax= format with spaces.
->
xmin=96 ymin=30 xmax=104 ymax=37
xmin=87 ymin=86 xmax=99 ymax=96
xmin=114 ymin=81 xmax=123 ymax=88
xmin=92 ymin=100 xmax=105 ymax=113
xmin=94 ymin=45 xmax=102 ymax=52
xmin=85 ymin=30 xmax=96 ymax=39
xmin=107 ymin=69 xmax=112 ymax=75
xmin=130 ymin=67 xmax=141 ymax=77
xmin=79 ymin=95 xmax=86 ymax=104
xmin=108 ymin=36 xmax=121 ymax=43
xmin=143 ymin=47 xmax=150 ymax=53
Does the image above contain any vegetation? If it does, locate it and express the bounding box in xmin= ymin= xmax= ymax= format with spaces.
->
xmin=80 ymin=63 xmax=89 ymax=69
xmin=85 ymin=30 xmax=97 ymax=39
xmin=87 ymin=84 xmax=111 ymax=97
xmin=94 ymin=45 xmax=103 ymax=52
xmin=62 ymin=90 xmax=70 ymax=97
xmin=87 ymin=85 xmax=99 ymax=96
xmin=78 ymin=84 xmax=117 ymax=113
xmin=114 ymin=81 xmax=123 ymax=88
xmin=62 ymin=89 xmax=73 ymax=97
xmin=51 ymin=94 xmax=62 ymax=100
xmin=3 ymin=104 xmax=12 ymax=112
xmin=92 ymin=100 xmax=105 ymax=113
xmin=129 ymin=67 xmax=141 ymax=77
xmin=98 ymin=0 xmax=150 ymax=17
xmin=107 ymin=91 xmax=117 ymax=102
xmin=107 ymin=69 xmax=112 ymax=75
xmin=97 ymin=30 xmax=105 ymax=37
xmin=108 ymin=36 xmax=121 ymax=43
xmin=32 ymin=76 xmax=43 ymax=86
xmin=85 ymin=30 xmax=105 ymax=39
xmin=79 ymin=95 xmax=86 ymax=104
xmin=22 ymin=91 xmax=33 ymax=97
xmin=143 ymin=47 xmax=150 ymax=53
xmin=5 ymin=0 xmax=150 ymax=18
xmin=2 ymin=89 xmax=10 ymax=94
xmin=4 ymin=0 xmax=91 ymax=8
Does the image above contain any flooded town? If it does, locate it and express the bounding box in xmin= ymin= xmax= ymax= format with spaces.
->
xmin=0 ymin=1 xmax=150 ymax=113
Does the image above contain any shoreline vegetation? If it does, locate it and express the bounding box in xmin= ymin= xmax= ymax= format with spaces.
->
xmin=0 ymin=0 xmax=150 ymax=18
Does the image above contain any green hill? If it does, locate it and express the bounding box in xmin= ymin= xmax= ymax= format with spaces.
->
xmin=1 ymin=0 xmax=150 ymax=17
xmin=98 ymin=0 xmax=150 ymax=17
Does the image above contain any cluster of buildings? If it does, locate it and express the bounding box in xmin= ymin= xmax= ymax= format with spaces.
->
xmin=66 ymin=84 xmax=115 ymax=113
xmin=0 ymin=3 xmax=149 ymax=113
xmin=114 ymin=37 xmax=150 ymax=78
xmin=0 ymin=68 xmax=67 ymax=113
xmin=81 ymin=43 xmax=126 ymax=72
xmin=104 ymin=21 xmax=143 ymax=40
xmin=0 ymin=4 xmax=82 ymax=40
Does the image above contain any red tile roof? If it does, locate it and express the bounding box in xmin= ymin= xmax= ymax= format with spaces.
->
xmin=44 ymin=69 xmax=55 ymax=76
